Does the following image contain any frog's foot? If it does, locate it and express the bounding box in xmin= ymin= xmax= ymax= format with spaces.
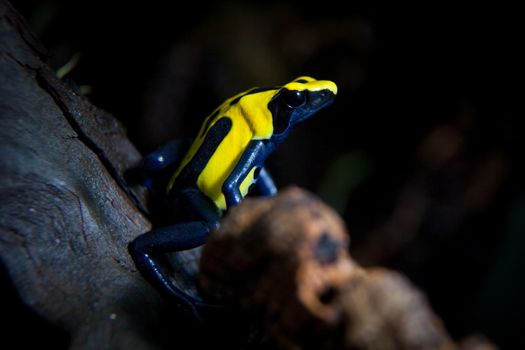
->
xmin=128 ymin=221 xmax=216 ymax=320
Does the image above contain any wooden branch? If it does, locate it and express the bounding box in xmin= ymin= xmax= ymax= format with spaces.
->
xmin=0 ymin=2 xmax=175 ymax=348
xmin=200 ymin=187 xmax=497 ymax=350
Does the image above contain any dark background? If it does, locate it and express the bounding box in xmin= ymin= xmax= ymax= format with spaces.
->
xmin=6 ymin=1 xmax=525 ymax=348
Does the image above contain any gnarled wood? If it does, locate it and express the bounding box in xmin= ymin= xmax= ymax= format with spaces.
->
xmin=0 ymin=1 xmax=172 ymax=348
xmin=200 ymin=187 xmax=496 ymax=350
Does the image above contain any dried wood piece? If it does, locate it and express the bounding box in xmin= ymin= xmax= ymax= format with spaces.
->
xmin=340 ymin=268 xmax=455 ymax=350
xmin=199 ymin=187 xmax=496 ymax=350
xmin=200 ymin=187 xmax=353 ymax=348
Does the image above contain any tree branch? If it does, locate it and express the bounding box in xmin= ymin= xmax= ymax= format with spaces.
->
xmin=0 ymin=1 xmax=172 ymax=348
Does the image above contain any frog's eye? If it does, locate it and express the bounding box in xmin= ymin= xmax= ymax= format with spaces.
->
xmin=283 ymin=90 xmax=306 ymax=108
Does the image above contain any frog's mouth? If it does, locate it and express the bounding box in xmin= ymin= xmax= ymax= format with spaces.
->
xmin=309 ymin=89 xmax=336 ymax=111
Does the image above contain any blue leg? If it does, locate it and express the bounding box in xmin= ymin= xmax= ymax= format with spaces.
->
xmin=129 ymin=222 xmax=212 ymax=305
xmin=141 ymin=139 xmax=192 ymax=194
xmin=128 ymin=188 xmax=220 ymax=318
xmin=142 ymin=138 xmax=192 ymax=172
xmin=256 ymin=166 xmax=277 ymax=196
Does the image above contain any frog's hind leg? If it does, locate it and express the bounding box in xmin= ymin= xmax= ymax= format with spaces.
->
xmin=129 ymin=221 xmax=212 ymax=308
xmin=128 ymin=188 xmax=220 ymax=319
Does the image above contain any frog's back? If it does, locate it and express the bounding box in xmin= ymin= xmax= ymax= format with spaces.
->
xmin=167 ymin=87 xmax=277 ymax=210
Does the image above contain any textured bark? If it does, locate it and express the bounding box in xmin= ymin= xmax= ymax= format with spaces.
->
xmin=0 ymin=1 xmax=171 ymax=348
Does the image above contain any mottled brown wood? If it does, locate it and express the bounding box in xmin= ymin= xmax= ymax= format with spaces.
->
xmin=200 ymin=187 xmax=496 ymax=350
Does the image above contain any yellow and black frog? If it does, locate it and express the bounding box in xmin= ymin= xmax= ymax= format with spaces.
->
xmin=129 ymin=76 xmax=337 ymax=320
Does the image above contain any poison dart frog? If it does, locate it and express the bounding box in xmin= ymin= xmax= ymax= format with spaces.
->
xmin=129 ymin=76 xmax=337 ymax=319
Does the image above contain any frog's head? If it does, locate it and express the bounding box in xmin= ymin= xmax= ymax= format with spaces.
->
xmin=269 ymin=76 xmax=337 ymax=137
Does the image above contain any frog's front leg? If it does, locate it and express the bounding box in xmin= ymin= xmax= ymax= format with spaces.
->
xmin=128 ymin=188 xmax=220 ymax=315
xmin=222 ymin=140 xmax=272 ymax=207
xmin=255 ymin=167 xmax=277 ymax=196
xmin=140 ymin=139 xmax=192 ymax=194
xmin=142 ymin=138 xmax=192 ymax=172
